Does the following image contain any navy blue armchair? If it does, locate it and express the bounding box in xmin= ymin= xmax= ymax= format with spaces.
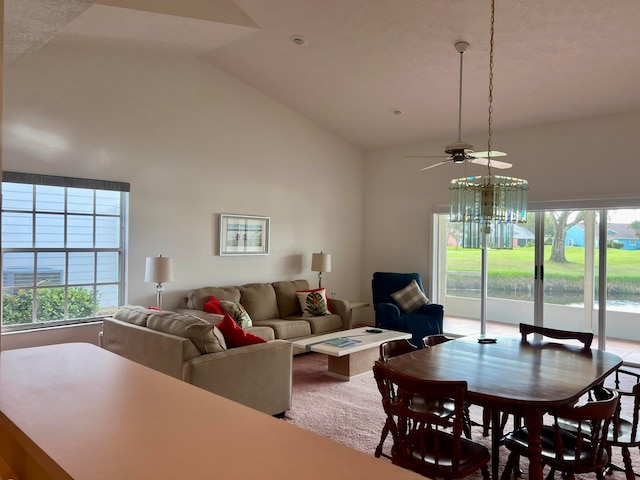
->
xmin=371 ymin=272 xmax=444 ymax=348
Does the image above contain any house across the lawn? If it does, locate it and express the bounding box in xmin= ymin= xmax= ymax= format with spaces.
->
xmin=566 ymin=222 xmax=640 ymax=250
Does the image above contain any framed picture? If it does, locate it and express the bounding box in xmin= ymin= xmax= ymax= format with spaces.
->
xmin=219 ymin=214 xmax=270 ymax=256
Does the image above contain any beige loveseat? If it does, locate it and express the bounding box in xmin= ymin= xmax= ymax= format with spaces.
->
xmin=176 ymin=279 xmax=353 ymax=341
xmin=100 ymin=305 xmax=292 ymax=416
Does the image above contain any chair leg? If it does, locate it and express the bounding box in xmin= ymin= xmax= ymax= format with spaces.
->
xmin=501 ymin=452 xmax=516 ymax=480
xmin=622 ymin=447 xmax=636 ymax=480
xmin=463 ymin=405 xmax=472 ymax=439
xmin=480 ymin=464 xmax=491 ymax=480
xmin=483 ymin=407 xmax=491 ymax=437
xmin=374 ymin=423 xmax=389 ymax=458
xmin=544 ymin=467 xmax=556 ymax=480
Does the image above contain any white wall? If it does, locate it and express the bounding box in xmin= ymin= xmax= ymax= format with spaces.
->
xmin=362 ymin=110 xmax=640 ymax=314
xmin=2 ymin=35 xmax=365 ymax=348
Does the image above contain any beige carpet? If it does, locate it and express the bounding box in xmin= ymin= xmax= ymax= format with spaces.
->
xmin=284 ymin=352 xmax=635 ymax=480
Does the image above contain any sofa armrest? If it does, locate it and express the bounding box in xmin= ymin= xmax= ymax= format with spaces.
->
xmin=327 ymin=298 xmax=352 ymax=330
xmin=183 ymin=340 xmax=292 ymax=416
xmin=101 ymin=318 xmax=201 ymax=379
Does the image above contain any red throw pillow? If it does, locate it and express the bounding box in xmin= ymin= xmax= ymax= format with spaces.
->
xmin=203 ymin=295 xmax=225 ymax=315
xmin=216 ymin=314 xmax=266 ymax=348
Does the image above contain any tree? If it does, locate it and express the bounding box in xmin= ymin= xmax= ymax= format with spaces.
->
xmin=549 ymin=211 xmax=585 ymax=263
xmin=630 ymin=220 xmax=640 ymax=238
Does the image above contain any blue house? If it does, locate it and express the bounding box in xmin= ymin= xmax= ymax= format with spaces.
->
xmin=566 ymin=222 xmax=640 ymax=250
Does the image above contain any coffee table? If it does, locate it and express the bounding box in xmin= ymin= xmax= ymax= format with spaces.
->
xmin=290 ymin=327 xmax=411 ymax=380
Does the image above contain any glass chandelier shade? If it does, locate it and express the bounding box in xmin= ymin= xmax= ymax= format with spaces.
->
xmin=450 ymin=174 xmax=528 ymax=249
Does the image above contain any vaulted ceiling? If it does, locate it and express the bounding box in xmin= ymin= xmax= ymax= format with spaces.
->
xmin=6 ymin=0 xmax=640 ymax=150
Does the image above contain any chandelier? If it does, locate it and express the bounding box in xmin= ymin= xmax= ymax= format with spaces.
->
xmin=449 ymin=0 xmax=528 ymax=249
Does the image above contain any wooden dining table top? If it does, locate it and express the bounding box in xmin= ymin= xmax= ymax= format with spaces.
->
xmin=385 ymin=335 xmax=623 ymax=411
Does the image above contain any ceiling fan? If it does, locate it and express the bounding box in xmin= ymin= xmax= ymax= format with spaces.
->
xmin=406 ymin=41 xmax=512 ymax=172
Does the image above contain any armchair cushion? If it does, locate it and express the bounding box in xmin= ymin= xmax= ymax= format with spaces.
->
xmin=391 ymin=278 xmax=430 ymax=313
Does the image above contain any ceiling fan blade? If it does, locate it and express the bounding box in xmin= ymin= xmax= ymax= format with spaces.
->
xmin=472 ymin=150 xmax=507 ymax=158
xmin=469 ymin=157 xmax=512 ymax=169
xmin=404 ymin=155 xmax=448 ymax=159
xmin=420 ymin=160 xmax=452 ymax=171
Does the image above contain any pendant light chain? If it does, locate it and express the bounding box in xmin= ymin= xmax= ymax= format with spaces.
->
xmin=487 ymin=0 xmax=495 ymax=176
xmin=449 ymin=0 xmax=528 ymax=250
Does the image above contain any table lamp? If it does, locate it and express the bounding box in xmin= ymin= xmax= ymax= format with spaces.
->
xmin=145 ymin=255 xmax=174 ymax=308
xmin=311 ymin=252 xmax=331 ymax=289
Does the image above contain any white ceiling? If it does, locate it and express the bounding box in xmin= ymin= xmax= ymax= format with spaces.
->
xmin=6 ymin=0 xmax=640 ymax=151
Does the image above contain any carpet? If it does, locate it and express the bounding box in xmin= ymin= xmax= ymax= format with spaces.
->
xmin=284 ymin=352 xmax=635 ymax=479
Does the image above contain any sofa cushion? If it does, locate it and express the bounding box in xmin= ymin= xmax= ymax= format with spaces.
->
xmin=300 ymin=313 xmax=344 ymax=335
xmin=391 ymin=279 xmax=430 ymax=313
xmin=238 ymin=283 xmax=280 ymax=322
xmin=146 ymin=311 xmax=226 ymax=354
xmin=252 ymin=318 xmax=311 ymax=340
xmin=113 ymin=305 xmax=154 ymax=326
xmin=216 ymin=314 xmax=266 ymax=348
xmin=220 ymin=301 xmax=253 ymax=328
xmin=186 ymin=286 xmax=241 ymax=310
xmin=296 ymin=288 xmax=330 ymax=317
xmin=272 ymin=279 xmax=309 ymax=317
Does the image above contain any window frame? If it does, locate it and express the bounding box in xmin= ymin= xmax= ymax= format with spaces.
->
xmin=1 ymin=172 xmax=129 ymax=331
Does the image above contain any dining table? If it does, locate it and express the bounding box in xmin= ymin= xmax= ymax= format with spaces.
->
xmin=384 ymin=335 xmax=623 ymax=480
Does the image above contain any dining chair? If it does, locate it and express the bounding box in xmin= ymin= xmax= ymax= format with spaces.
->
xmin=373 ymin=361 xmax=491 ymax=480
xmin=519 ymin=323 xmax=594 ymax=349
xmin=422 ymin=334 xmax=454 ymax=348
xmin=501 ymin=387 xmax=619 ymax=480
xmin=487 ymin=323 xmax=595 ymax=437
xmin=375 ymin=339 xmax=419 ymax=458
xmin=607 ymin=367 xmax=640 ymax=480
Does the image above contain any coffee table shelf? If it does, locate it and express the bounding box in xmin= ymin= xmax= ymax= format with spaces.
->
xmin=291 ymin=327 xmax=411 ymax=380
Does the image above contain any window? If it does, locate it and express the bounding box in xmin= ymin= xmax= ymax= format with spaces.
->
xmin=2 ymin=172 xmax=129 ymax=331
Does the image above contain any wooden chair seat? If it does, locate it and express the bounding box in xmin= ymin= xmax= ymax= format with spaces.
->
xmin=396 ymin=429 xmax=490 ymax=479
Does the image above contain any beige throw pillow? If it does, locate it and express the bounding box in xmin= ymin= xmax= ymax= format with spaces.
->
xmin=390 ymin=279 xmax=430 ymax=313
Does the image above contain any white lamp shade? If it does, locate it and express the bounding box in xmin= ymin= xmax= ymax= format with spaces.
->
xmin=145 ymin=256 xmax=175 ymax=283
xmin=311 ymin=252 xmax=331 ymax=273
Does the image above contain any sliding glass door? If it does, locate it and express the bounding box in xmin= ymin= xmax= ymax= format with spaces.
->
xmin=435 ymin=205 xmax=640 ymax=356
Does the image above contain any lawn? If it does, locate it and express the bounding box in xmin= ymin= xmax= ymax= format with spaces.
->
xmin=447 ymin=246 xmax=640 ymax=281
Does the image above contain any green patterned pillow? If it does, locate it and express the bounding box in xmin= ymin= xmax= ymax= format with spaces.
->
xmin=220 ymin=301 xmax=253 ymax=328
xmin=296 ymin=288 xmax=330 ymax=317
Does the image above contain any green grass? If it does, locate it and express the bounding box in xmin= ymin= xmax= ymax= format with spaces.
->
xmin=447 ymin=246 xmax=640 ymax=280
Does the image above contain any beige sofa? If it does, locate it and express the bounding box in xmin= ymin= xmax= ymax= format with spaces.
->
xmin=100 ymin=305 xmax=292 ymax=417
xmin=176 ymin=279 xmax=353 ymax=341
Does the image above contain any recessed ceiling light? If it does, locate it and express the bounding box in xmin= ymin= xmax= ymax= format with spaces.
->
xmin=290 ymin=35 xmax=308 ymax=46
xmin=390 ymin=108 xmax=403 ymax=115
